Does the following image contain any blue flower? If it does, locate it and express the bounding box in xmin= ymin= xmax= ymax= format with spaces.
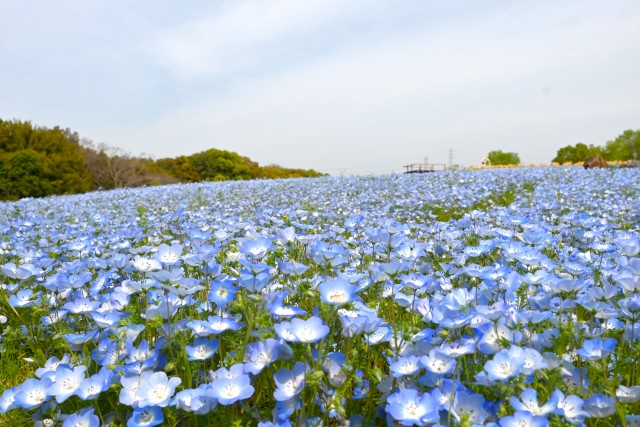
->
xmin=240 ymin=237 xmax=273 ymax=260
xmin=386 ymin=388 xmax=439 ymax=426
xmin=153 ymin=243 xmax=183 ymax=266
xmin=499 ymin=410 xmax=549 ymax=427
xmin=13 ymin=378 xmax=52 ymax=409
xmin=556 ymin=392 xmax=590 ymax=424
xmin=62 ymin=407 xmax=100 ymax=427
xmin=208 ymin=279 xmax=237 ymax=307
xmin=451 ymin=390 xmax=488 ymax=425
xmin=584 ymin=393 xmax=616 ymax=418
xmin=483 ymin=347 xmax=526 ymax=382
xmin=76 ymin=367 xmax=114 ymax=400
xmin=186 ymin=337 xmax=219 ymax=361
xmin=8 ymin=289 xmax=40 ymax=308
xmin=243 ymin=338 xmax=280 ymax=375
xmin=208 ymin=372 xmax=254 ymax=405
xmin=171 ymin=386 xmax=217 ymax=414
xmin=127 ymin=406 xmax=164 ymax=427
xmin=136 ymin=371 xmax=182 ymax=407
xmin=389 ymin=355 xmax=423 ymax=378
xmin=273 ymin=361 xmax=307 ymax=402
xmin=46 ymin=365 xmax=87 ymax=403
xmin=575 ymin=338 xmax=616 ymax=360
xmin=288 ymin=316 xmax=330 ymax=343
xmin=318 ymin=278 xmax=357 ymax=306
xmin=510 ymin=388 xmax=562 ymax=416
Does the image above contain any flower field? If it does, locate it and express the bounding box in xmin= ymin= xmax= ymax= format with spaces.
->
xmin=0 ymin=166 xmax=639 ymax=427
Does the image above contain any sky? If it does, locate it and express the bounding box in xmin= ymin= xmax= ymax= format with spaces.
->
xmin=1 ymin=0 xmax=639 ymax=175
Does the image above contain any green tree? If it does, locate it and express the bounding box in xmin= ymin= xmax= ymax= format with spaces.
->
xmin=5 ymin=149 xmax=50 ymax=199
xmin=0 ymin=119 xmax=91 ymax=200
xmin=190 ymin=148 xmax=252 ymax=181
xmin=552 ymin=143 xmax=602 ymax=164
xmin=487 ymin=150 xmax=520 ymax=166
xmin=603 ymin=129 xmax=640 ymax=161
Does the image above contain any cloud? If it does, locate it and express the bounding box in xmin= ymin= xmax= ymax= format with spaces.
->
xmin=2 ymin=0 xmax=639 ymax=173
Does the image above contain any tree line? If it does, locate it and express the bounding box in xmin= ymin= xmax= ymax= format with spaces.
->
xmin=0 ymin=119 xmax=325 ymax=201
xmin=552 ymin=129 xmax=640 ymax=164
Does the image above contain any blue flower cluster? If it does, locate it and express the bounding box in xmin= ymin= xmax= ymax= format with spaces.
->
xmin=0 ymin=167 xmax=638 ymax=426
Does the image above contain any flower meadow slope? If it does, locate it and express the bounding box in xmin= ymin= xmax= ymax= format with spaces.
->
xmin=0 ymin=167 xmax=639 ymax=427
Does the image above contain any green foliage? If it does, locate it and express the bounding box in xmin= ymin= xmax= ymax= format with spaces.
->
xmin=552 ymin=142 xmax=602 ymax=164
xmin=0 ymin=119 xmax=91 ymax=200
xmin=0 ymin=118 xmax=325 ymax=201
xmin=154 ymin=150 xmax=325 ymax=183
xmin=603 ymin=129 xmax=640 ymax=161
xmin=190 ymin=148 xmax=253 ymax=181
xmin=487 ymin=150 xmax=521 ymax=166
xmin=552 ymin=129 xmax=639 ymax=163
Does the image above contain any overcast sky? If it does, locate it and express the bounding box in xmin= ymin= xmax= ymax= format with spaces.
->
xmin=1 ymin=0 xmax=639 ymax=175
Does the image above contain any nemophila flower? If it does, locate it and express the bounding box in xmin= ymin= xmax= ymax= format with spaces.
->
xmin=309 ymin=241 xmax=349 ymax=267
xmin=13 ymin=378 xmax=52 ymax=409
xmin=47 ymin=365 xmax=87 ymax=403
xmin=438 ymin=339 xmax=476 ymax=358
xmin=288 ymin=316 xmax=330 ymax=343
xmin=172 ymin=386 xmax=217 ymax=414
xmin=154 ymin=243 xmax=183 ymax=266
xmin=209 ymin=372 xmax=254 ymax=405
xmin=186 ymin=337 xmax=219 ymax=361
xmin=120 ymin=373 xmax=143 ymax=406
xmin=322 ymin=352 xmax=347 ymax=387
xmin=556 ymin=392 xmax=590 ymax=424
xmin=243 ymin=338 xmax=280 ymax=375
xmin=451 ymin=390 xmax=488 ymax=425
xmin=477 ymin=320 xmax=522 ymax=354
xmin=240 ymin=237 xmax=273 ymax=260
xmin=389 ymin=355 xmax=422 ymax=378
xmin=136 ymin=371 xmax=181 ymax=407
xmin=206 ymin=315 xmax=244 ymax=334
xmin=238 ymin=271 xmax=271 ymax=292
xmin=483 ymin=347 xmax=526 ymax=382
xmin=421 ymin=349 xmax=456 ymax=375
xmin=583 ymin=393 xmax=616 ymax=418
xmin=0 ymin=387 xmax=17 ymax=414
xmin=273 ymin=361 xmax=307 ymax=401
xmin=76 ymin=367 xmax=113 ymax=400
xmin=125 ymin=340 xmax=158 ymax=365
xmin=499 ymin=410 xmax=549 ymax=427
xmin=619 ymin=295 xmax=640 ymax=322
xmin=1 ymin=262 xmax=40 ymax=280
xmin=575 ymin=338 xmax=616 ymax=360
xmin=132 ymin=255 xmax=162 ymax=272
xmin=267 ymin=292 xmax=307 ymax=318
xmin=277 ymin=258 xmax=309 ymax=276
xmin=62 ymin=407 xmax=100 ymax=427
xmin=143 ymin=295 xmax=181 ymax=320
xmin=8 ymin=289 xmax=40 ymax=307
xmin=127 ymin=406 xmax=164 ymax=427
xmin=318 ymin=278 xmax=357 ymax=306
xmin=627 ymin=415 xmax=640 ymax=427
xmin=436 ymin=308 xmax=472 ymax=329
xmin=62 ymin=297 xmax=101 ymax=314
xmin=276 ymin=226 xmax=296 ymax=245
xmin=92 ymin=338 xmax=123 ymax=367
xmin=35 ymin=354 xmax=71 ymax=380
xmin=386 ymin=388 xmax=439 ymax=426
xmin=366 ymin=326 xmax=392 ymax=345
xmin=510 ymin=388 xmax=562 ymax=416
xmin=208 ymin=279 xmax=237 ymax=307
xmin=616 ymin=385 xmax=640 ymax=403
